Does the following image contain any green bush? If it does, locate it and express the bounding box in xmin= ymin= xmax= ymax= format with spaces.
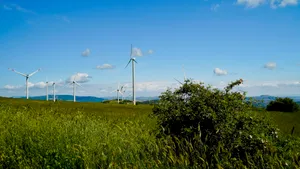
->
xmin=266 ymin=97 xmax=299 ymax=112
xmin=152 ymin=79 xmax=300 ymax=168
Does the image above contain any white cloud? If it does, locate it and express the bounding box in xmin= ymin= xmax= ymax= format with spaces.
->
xmin=96 ymin=64 xmax=115 ymax=70
xmin=279 ymin=0 xmax=298 ymax=7
xmin=264 ymin=62 xmax=276 ymax=70
xmin=211 ymin=4 xmax=220 ymax=11
xmin=67 ymin=73 xmax=92 ymax=83
xmin=4 ymin=85 xmax=21 ymax=90
xmin=132 ymin=47 xmax=143 ymax=57
xmin=33 ymin=82 xmax=48 ymax=89
xmin=214 ymin=68 xmax=228 ymax=76
xmin=8 ymin=4 xmax=36 ymax=14
xmin=236 ymin=0 xmax=298 ymax=8
xmin=236 ymin=0 xmax=266 ymax=8
xmin=3 ymin=81 xmax=64 ymax=90
xmin=209 ymin=80 xmax=300 ymax=96
xmin=55 ymin=15 xmax=71 ymax=23
xmin=27 ymin=82 xmax=35 ymax=88
xmin=81 ymin=49 xmax=90 ymax=57
xmin=3 ymin=5 xmax=12 ymax=10
xmin=2 ymin=79 xmax=300 ymax=97
xmin=148 ymin=50 xmax=154 ymax=55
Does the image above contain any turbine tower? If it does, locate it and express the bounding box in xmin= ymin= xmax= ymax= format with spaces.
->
xmin=46 ymin=80 xmax=49 ymax=101
xmin=69 ymin=73 xmax=82 ymax=102
xmin=125 ymin=44 xmax=137 ymax=105
xmin=52 ymin=82 xmax=56 ymax=102
xmin=8 ymin=68 xmax=41 ymax=99
xmin=46 ymin=78 xmax=49 ymax=101
xmin=111 ymin=82 xmax=123 ymax=103
xmin=120 ymin=85 xmax=126 ymax=101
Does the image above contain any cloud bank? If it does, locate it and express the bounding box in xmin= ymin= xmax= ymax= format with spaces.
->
xmin=236 ymin=0 xmax=298 ymax=8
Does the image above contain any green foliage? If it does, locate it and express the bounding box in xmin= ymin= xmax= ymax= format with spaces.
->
xmin=267 ymin=97 xmax=300 ymax=112
xmin=1 ymin=92 xmax=300 ymax=168
xmin=152 ymin=79 xmax=300 ymax=168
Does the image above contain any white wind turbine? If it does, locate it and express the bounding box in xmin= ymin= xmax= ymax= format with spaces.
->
xmin=125 ymin=44 xmax=138 ymax=105
xmin=8 ymin=68 xmax=41 ymax=99
xmin=68 ymin=73 xmax=82 ymax=102
xmin=111 ymin=82 xmax=123 ymax=103
xmin=119 ymin=85 xmax=126 ymax=101
xmin=174 ymin=64 xmax=187 ymax=85
xmin=46 ymin=78 xmax=49 ymax=101
xmin=52 ymin=82 xmax=56 ymax=102
xmin=50 ymin=78 xmax=64 ymax=102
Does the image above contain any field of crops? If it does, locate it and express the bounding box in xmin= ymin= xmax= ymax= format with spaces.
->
xmin=0 ymin=97 xmax=300 ymax=168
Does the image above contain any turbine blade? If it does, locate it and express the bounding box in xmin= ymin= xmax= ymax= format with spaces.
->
xmin=8 ymin=68 xmax=27 ymax=77
xmin=133 ymin=60 xmax=137 ymax=64
xmin=174 ymin=78 xmax=183 ymax=85
xmin=75 ymin=82 xmax=82 ymax=87
xmin=125 ymin=59 xmax=132 ymax=68
xmin=28 ymin=68 xmax=41 ymax=77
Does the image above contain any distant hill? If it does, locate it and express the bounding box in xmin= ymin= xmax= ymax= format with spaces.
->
xmin=14 ymin=95 xmax=159 ymax=103
xmin=11 ymin=94 xmax=300 ymax=106
xmin=246 ymin=95 xmax=300 ymax=107
xmin=16 ymin=95 xmax=106 ymax=103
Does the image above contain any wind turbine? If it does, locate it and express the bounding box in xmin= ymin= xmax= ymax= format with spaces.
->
xmin=52 ymin=82 xmax=56 ymax=102
xmin=68 ymin=73 xmax=82 ymax=102
xmin=46 ymin=78 xmax=49 ymax=101
xmin=50 ymin=78 xmax=64 ymax=102
xmin=174 ymin=64 xmax=187 ymax=85
xmin=8 ymin=68 xmax=41 ymax=99
xmin=111 ymin=82 xmax=123 ymax=103
xmin=120 ymin=85 xmax=126 ymax=101
xmin=125 ymin=44 xmax=137 ymax=105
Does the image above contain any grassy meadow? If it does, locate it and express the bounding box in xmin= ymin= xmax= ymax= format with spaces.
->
xmin=0 ymin=96 xmax=300 ymax=168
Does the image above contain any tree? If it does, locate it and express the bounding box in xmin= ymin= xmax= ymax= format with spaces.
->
xmin=266 ymin=97 xmax=299 ymax=112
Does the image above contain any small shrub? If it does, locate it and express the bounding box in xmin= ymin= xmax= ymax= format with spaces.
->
xmin=152 ymin=79 xmax=300 ymax=168
xmin=266 ymin=97 xmax=299 ymax=112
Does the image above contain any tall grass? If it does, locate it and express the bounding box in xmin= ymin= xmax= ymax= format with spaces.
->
xmin=0 ymin=97 xmax=300 ymax=168
xmin=0 ymin=102 xmax=163 ymax=168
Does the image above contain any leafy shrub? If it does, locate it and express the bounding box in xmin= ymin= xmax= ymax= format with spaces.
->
xmin=152 ymin=79 xmax=300 ymax=168
xmin=267 ymin=97 xmax=299 ymax=112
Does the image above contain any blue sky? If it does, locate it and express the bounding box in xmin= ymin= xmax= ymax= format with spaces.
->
xmin=0 ymin=0 xmax=300 ymax=98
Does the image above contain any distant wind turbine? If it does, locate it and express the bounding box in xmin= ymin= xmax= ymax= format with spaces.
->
xmin=52 ymin=82 xmax=56 ymax=102
xmin=119 ymin=85 xmax=126 ymax=101
xmin=50 ymin=78 xmax=64 ymax=102
xmin=125 ymin=44 xmax=137 ymax=105
xmin=174 ymin=64 xmax=187 ymax=85
xmin=68 ymin=73 xmax=83 ymax=102
xmin=111 ymin=82 xmax=123 ymax=103
xmin=8 ymin=68 xmax=41 ymax=99
xmin=46 ymin=78 xmax=49 ymax=101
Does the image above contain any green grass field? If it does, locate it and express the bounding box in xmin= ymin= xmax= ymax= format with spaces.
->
xmin=251 ymin=108 xmax=300 ymax=137
xmin=0 ymin=97 xmax=299 ymax=168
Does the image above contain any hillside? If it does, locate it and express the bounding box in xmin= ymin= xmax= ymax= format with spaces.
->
xmin=15 ymin=95 xmax=106 ymax=102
